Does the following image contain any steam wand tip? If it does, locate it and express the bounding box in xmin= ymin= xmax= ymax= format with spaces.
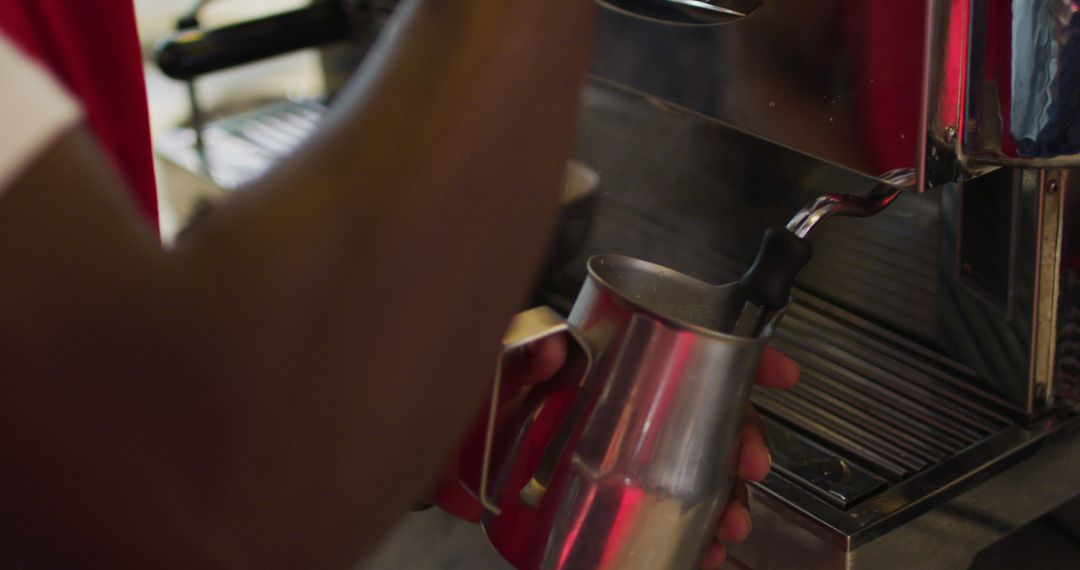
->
xmin=785 ymin=168 xmax=913 ymax=239
xmin=733 ymin=172 xmax=912 ymax=336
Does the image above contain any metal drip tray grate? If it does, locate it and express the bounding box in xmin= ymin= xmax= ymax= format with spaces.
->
xmin=156 ymin=99 xmax=327 ymax=190
xmin=754 ymin=291 xmax=1020 ymax=508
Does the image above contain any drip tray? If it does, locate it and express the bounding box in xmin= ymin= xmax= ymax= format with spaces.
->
xmin=755 ymin=290 xmax=1020 ymax=511
xmin=762 ymin=417 xmax=886 ymax=509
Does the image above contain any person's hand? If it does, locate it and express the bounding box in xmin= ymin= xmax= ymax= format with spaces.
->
xmin=701 ymin=348 xmax=799 ymax=569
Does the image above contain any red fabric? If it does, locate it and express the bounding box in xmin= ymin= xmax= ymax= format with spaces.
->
xmin=841 ymin=0 xmax=928 ymax=175
xmin=0 ymin=0 xmax=159 ymax=230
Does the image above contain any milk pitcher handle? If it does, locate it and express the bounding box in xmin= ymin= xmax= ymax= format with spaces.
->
xmin=477 ymin=306 xmax=593 ymax=515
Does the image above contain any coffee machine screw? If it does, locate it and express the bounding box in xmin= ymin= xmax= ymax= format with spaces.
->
xmin=1047 ymin=180 xmax=1059 ymax=195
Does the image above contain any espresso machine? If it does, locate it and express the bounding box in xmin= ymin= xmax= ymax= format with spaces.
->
xmin=154 ymin=1 xmax=1080 ymax=568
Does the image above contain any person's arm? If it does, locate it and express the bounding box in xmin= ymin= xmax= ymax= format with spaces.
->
xmin=0 ymin=0 xmax=596 ymax=567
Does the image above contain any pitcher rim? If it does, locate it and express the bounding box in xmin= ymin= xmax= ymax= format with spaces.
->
xmin=585 ymin=254 xmax=774 ymax=344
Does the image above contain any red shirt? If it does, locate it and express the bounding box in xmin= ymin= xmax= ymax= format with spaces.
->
xmin=0 ymin=0 xmax=159 ymax=229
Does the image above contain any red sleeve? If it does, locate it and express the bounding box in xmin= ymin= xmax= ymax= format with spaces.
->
xmin=0 ymin=0 xmax=159 ymax=230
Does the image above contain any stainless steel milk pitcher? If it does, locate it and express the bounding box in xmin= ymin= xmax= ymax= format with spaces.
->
xmin=468 ymin=255 xmax=787 ymax=570
xmin=459 ymin=180 xmax=908 ymax=569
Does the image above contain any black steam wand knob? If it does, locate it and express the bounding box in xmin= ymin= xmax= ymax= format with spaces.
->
xmin=732 ymin=178 xmax=907 ymax=337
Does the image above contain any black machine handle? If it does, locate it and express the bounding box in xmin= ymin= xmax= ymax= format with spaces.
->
xmin=739 ymin=227 xmax=814 ymax=310
xmin=156 ymin=1 xmax=354 ymax=80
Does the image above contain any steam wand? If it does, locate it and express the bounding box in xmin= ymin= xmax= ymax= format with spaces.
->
xmin=732 ymin=176 xmax=909 ymax=337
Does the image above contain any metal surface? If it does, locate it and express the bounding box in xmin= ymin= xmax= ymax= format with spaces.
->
xmin=1032 ymin=171 xmax=1068 ymax=409
xmin=923 ymin=0 xmax=1080 ymax=185
xmin=731 ymin=415 xmax=1080 ymax=569
xmin=553 ymin=80 xmax=1079 ymax=569
xmin=560 ymin=79 xmax=940 ymax=343
xmin=593 ymin=0 xmax=1080 ymax=193
xmin=785 ymin=181 xmax=907 ymax=240
xmin=932 ymin=167 xmax=1074 ymax=414
xmin=1057 ymin=180 xmax=1080 ymax=409
xmin=920 ymin=0 xmax=967 ymax=189
xmin=850 ymin=416 xmax=1080 ymax=569
xmin=591 ymin=0 xmax=930 ymax=187
xmin=757 ymin=290 xmax=1019 ymax=488
xmin=479 ymin=255 xmax=783 ymax=570
xmin=596 ymin=0 xmax=760 ymax=25
xmin=760 ymin=416 xmax=887 ymax=509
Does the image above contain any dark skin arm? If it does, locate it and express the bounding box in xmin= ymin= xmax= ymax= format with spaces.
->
xmin=0 ymin=0 xmax=595 ymax=567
